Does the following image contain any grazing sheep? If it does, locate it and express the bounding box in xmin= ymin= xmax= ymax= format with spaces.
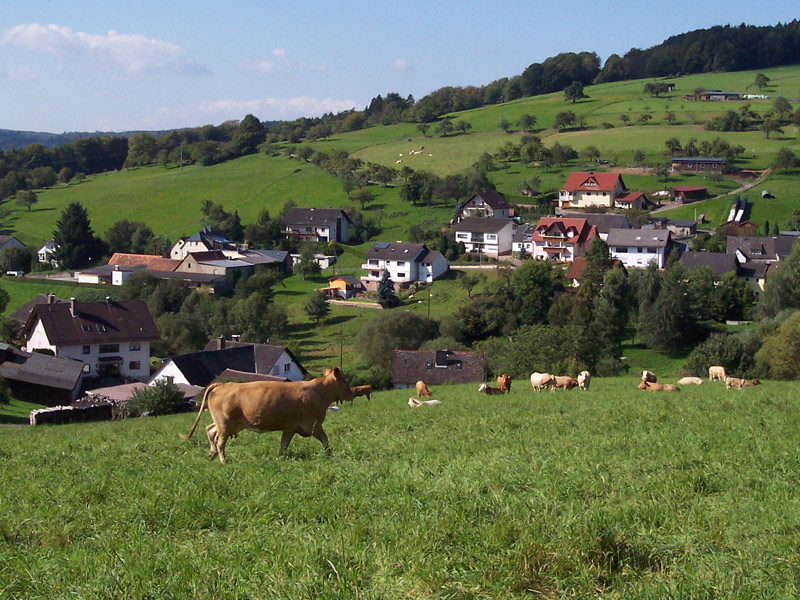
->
xmin=677 ymin=376 xmax=704 ymax=385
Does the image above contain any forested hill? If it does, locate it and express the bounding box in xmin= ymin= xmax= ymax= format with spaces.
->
xmin=0 ymin=129 xmax=174 ymax=151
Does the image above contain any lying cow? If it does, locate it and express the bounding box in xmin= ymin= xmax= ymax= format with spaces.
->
xmin=677 ymin=376 xmax=704 ymax=386
xmin=530 ymin=372 xmax=555 ymax=392
xmin=554 ymin=376 xmax=579 ymax=391
xmin=497 ymin=374 xmax=512 ymax=394
xmin=478 ymin=383 xmax=505 ymax=395
xmin=577 ymin=371 xmax=591 ymax=391
xmin=742 ymin=379 xmax=761 ymax=387
xmin=408 ymin=397 xmax=442 ymax=407
xmin=183 ymin=366 xmax=354 ymax=464
xmin=709 ymin=365 xmax=727 ymax=381
xmin=725 ymin=376 xmax=759 ymax=390
xmin=350 ymin=385 xmax=372 ymax=401
xmin=641 ymin=370 xmax=657 ymax=383
xmin=416 ymin=380 xmax=432 ymax=397
xmin=638 ymin=381 xmax=680 ymax=392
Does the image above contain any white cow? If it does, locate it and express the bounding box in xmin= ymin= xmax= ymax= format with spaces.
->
xmin=577 ymin=371 xmax=591 ymax=391
xmin=530 ymin=372 xmax=555 ymax=392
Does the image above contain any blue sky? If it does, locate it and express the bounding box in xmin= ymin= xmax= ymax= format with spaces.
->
xmin=1 ymin=1 xmax=797 ymax=132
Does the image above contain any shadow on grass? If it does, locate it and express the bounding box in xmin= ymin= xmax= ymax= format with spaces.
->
xmin=0 ymin=413 xmax=29 ymax=425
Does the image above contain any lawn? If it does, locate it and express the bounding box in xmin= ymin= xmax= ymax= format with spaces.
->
xmin=2 ymin=378 xmax=799 ymax=598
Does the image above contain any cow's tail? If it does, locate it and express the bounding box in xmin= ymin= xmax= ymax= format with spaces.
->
xmin=182 ymin=383 xmax=219 ymax=440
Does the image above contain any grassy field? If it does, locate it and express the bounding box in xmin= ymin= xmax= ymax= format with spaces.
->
xmin=2 ymin=378 xmax=799 ymax=598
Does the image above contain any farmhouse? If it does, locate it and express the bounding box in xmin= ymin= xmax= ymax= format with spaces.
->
xmin=558 ymin=172 xmax=631 ymax=210
xmin=727 ymin=235 xmax=797 ymax=264
xmin=151 ymin=339 xmax=306 ymax=388
xmin=681 ymin=250 xmax=771 ymax=295
xmin=454 ymin=217 xmax=516 ymax=256
xmin=281 ymin=207 xmax=351 ymax=243
xmin=170 ymin=227 xmax=234 ymax=260
xmin=391 ymin=349 xmax=487 ymax=389
xmin=360 ymin=242 xmax=449 ymax=291
xmin=22 ymin=297 xmax=159 ymax=381
xmin=561 ymin=212 xmax=630 ymax=241
xmin=453 ymin=191 xmax=513 ymax=221
xmin=700 ymin=90 xmax=740 ymax=101
xmin=608 ymin=228 xmax=671 ymax=269
xmin=0 ymin=235 xmax=25 ymax=254
xmin=671 ymin=157 xmax=724 ymax=174
xmin=0 ymin=342 xmax=84 ymax=406
xmin=529 ymin=217 xmax=596 ymax=263
xmin=37 ymin=240 xmax=58 ymax=268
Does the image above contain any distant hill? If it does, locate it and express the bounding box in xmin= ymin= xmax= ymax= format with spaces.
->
xmin=0 ymin=129 xmax=175 ymax=151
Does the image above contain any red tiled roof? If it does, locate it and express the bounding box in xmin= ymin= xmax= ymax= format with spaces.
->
xmin=563 ymin=172 xmax=625 ymax=193
xmin=566 ymin=257 xmax=587 ymax=280
xmin=673 ymin=186 xmax=707 ymax=192
xmin=532 ymin=217 xmax=596 ymax=245
xmin=109 ymin=253 xmax=180 ymax=272
xmin=614 ymin=192 xmax=644 ymax=204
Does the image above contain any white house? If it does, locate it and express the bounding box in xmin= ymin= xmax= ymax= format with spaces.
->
xmin=21 ymin=298 xmax=159 ymax=381
xmin=559 ymin=172 xmax=634 ymax=210
xmin=37 ymin=240 xmax=58 ymax=268
xmin=360 ymin=242 xmax=449 ymax=291
xmin=170 ymin=227 xmax=233 ymax=261
xmin=454 ymin=191 xmax=513 ymax=221
xmin=281 ymin=207 xmax=352 ymax=243
xmin=607 ymin=228 xmax=671 ymax=269
xmin=150 ymin=338 xmax=307 ymax=387
xmin=454 ymin=217 xmax=516 ymax=256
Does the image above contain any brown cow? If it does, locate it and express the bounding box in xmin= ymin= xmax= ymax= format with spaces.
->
xmin=742 ymin=379 xmax=761 ymax=387
xmin=478 ymin=383 xmax=505 ymax=395
xmin=184 ymin=367 xmax=354 ymax=464
xmin=416 ymin=380 xmax=432 ymax=397
xmin=638 ymin=381 xmax=680 ymax=392
xmin=496 ymin=374 xmax=512 ymax=394
xmin=350 ymin=385 xmax=372 ymax=401
xmin=554 ymin=376 xmax=579 ymax=391
xmin=725 ymin=376 xmax=745 ymax=390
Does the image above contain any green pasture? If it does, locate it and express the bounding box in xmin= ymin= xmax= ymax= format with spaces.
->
xmin=3 ymin=378 xmax=800 ymax=598
xmin=0 ymin=277 xmax=86 ymax=318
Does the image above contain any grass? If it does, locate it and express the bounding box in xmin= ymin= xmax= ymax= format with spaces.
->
xmin=0 ymin=276 xmax=86 ymax=317
xmin=2 ymin=378 xmax=800 ymax=597
xmin=0 ymin=397 xmax=44 ymax=424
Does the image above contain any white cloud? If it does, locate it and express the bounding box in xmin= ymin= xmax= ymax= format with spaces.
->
xmin=393 ymin=59 xmax=409 ymax=71
xmin=238 ymin=49 xmax=326 ymax=74
xmin=1 ymin=23 xmax=207 ymax=76
xmin=0 ymin=61 xmax=35 ymax=81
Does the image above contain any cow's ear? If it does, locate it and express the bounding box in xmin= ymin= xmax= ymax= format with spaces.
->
xmin=332 ymin=366 xmax=341 ymax=378
xmin=322 ymin=368 xmax=331 ymax=376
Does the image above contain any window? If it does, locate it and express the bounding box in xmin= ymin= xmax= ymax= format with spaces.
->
xmin=129 ymin=361 xmax=141 ymax=371
xmin=98 ymin=344 xmax=119 ymax=354
xmin=129 ymin=343 xmax=141 ymax=352
xmin=97 ymin=324 xmax=107 ymax=333
xmin=83 ymin=345 xmax=90 ymax=355
xmin=81 ymin=325 xmax=91 ymax=332
xmin=397 ymin=273 xmax=406 ymax=278
xmin=397 ymin=261 xmax=406 ymax=267
xmin=456 ymin=362 xmax=462 ymax=370
xmin=426 ymin=362 xmax=432 ymax=369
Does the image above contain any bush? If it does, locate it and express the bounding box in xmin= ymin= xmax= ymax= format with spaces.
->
xmin=124 ymin=379 xmax=187 ymax=417
xmin=682 ymin=331 xmax=761 ymax=379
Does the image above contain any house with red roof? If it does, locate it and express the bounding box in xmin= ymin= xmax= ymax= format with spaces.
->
xmin=529 ymin=217 xmax=597 ymax=263
xmin=558 ymin=172 xmax=644 ymax=210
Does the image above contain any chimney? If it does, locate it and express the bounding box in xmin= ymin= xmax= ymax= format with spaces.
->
xmin=47 ymin=293 xmax=55 ymax=304
xmin=69 ymin=298 xmax=76 ymax=317
xmin=217 ymin=335 xmax=225 ymax=350
xmin=105 ymin=296 xmax=111 ymax=305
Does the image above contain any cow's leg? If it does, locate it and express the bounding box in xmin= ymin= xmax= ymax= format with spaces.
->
xmin=279 ymin=431 xmax=295 ymax=456
xmin=214 ymin=429 xmax=229 ymax=465
xmin=206 ymin=423 xmax=218 ymax=460
xmin=311 ymin=422 xmax=331 ymax=455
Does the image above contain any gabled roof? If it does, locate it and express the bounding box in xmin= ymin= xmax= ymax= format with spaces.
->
xmin=0 ymin=343 xmax=83 ymax=391
xmin=201 ymin=339 xmax=308 ymax=376
xmin=282 ymin=207 xmax=352 ymax=227
xmin=726 ymin=236 xmax=795 ymax=261
xmin=566 ymin=256 xmax=588 ymax=281
xmin=607 ymin=228 xmax=670 ymax=248
xmin=680 ymin=251 xmax=739 ymax=277
xmin=218 ymin=369 xmax=289 ymax=383
xmin=673 ymin=186 xmax=708 ymax=193
xmin=455 ymin=191 xmax=512 ymax=213
xmin=366 ymin=242 xmax=427 ymax=262
xmin=562 ymin=212 xmax=630 ymax=234
xmin=532 ymin=217 xmax=596 ymax=245
xmin=187 ymin=226 xmax=230 ymax=245
xmin=10 ymin=294 xmax=67 ymax=325
xmin=615 ymin=192 xmax=645 ymax=205
xmin=563 ymin=172 xmax=625 ymax=193
xmin=159 ymin=346 xmax=258 ymax=387
xmin=23 ymin=299 xmax=160 ymax=346
xmin=0 ymin=235 xmax=24 ymax=249
xmin=236 ymin=249 xmax=289 ymax=265
xmin=108 ymin=253 xmax=180 ymax=272
xmin=671 ymin=157 xmax=723 ymax=163
xmin=391 ymin=349 xmax=486 ymax=386
xmin=184 ymin=250 xmax=228 ymax=262
xmin=513 ymin=224 xmax=536 ymax=243
xmin=421 ymin=250 xmax=444 ymax=265
xmin=455 ymin=217 xmax=515 ymax=234
xmin=329 ymin=275 xmax=362 ymax=286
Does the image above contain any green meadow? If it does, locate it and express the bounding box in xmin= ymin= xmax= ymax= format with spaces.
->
xmin=2 ymin=379 xmax=799 ymax=598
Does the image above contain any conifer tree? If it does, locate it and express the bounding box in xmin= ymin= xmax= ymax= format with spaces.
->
xmin=52 ymin=202 xmax=105 ymax=270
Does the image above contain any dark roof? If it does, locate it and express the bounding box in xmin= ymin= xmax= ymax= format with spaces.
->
xmin=671 ymin=157 xmax=724 ymax=163
xmin=366 ymin=242 xmax=427 ymax=262
xmin=455 ymin=217 xmax=515 ymax=233
xmin=201 ymin=339 xmax=308 ymax=376
xmin=0 ymin=344 xmax=83 ymax=391
xmin=184 ymin=250 xmax=228 ymax=262
xmin=187 ymin=226 xmax=230 ymax=245
xmin=24 ymin=300 xmax=160 ymax=346
xmin=668 ymin=220 xmax=698 ymax=228
xmin=681 ymin=252 xmax=738 ymax=277
xmin=282 ymin=207 xmax=352 ymax=227
xmin=237 ymin=249 xmax=290 ymax=265
xmin=162 ymin=346 xmax=259 ymax=387
xmin=329 ymin=275 xmax=362 ymax=286
xmin=607 ymin=228 xmax=670 ymax=248
xmin=0 ymin=235 xmax=24 ymax=249
xmin=726 ymin=235 xmax=797 ymax=261
xmin=513 ymin=224 xmax=536 ymax=243
xmin=391 ymin=350 xmax=487 ymax=386
xmin=10 ymin=294 xmax=67 ymax=324
xmin=455 ymin=191 xmax=512 ymax=215
xmin=562 ymin=212 xmax=630 ymax=234
xmin=218 ymin=369 xmax=289 ymax=383
xmin=420 ymin=250 xmax=444 ymax=265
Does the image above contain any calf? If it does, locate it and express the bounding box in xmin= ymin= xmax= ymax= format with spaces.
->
xmin=709 ymin=366 xmax=727 ymax=381
xmin=478 ymin=383 xmax=505 ymax=395
xmin=497 ymin=374 xmax=512 ymax=394
xmin=554 ymin=376 xmax=579 ymax=391
xmin=638 ymin=381 xmax=680 ymax=392
xmin=415 ymin=380 xmax=432 ymax=397
xmin=725 ymin=376 xmax=745 ymax=390
xmin=742 ymin=379 xmax=761 ymax=387
xmin=350 ymin=385 xmax=372 ymax=401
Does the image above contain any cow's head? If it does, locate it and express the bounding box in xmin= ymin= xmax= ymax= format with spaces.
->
xmin=323 ymin=367 xmax=355 ymax=403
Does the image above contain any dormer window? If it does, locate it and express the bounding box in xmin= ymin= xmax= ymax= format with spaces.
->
xmin=97 ymin=324 xmax=107 ymax=333
xmin=81 ymin=325 xmax=91 ymax=332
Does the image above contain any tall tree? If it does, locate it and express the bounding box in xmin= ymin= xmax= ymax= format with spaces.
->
xmin=14 ymin=190 xmax=38 ymax=212
xmin=52 ymin=202 xmax=105 ymax=270
xmin=304 ymin=290 xmax=330 ymax=326
xmin=564 ymin=81 xmax=586 ymax=103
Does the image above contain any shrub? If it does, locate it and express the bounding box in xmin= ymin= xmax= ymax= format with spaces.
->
xmin=124 ymin=379 xmax=186 ymax=417
xmin=682 ymin=331 xmax=761 ymax=379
